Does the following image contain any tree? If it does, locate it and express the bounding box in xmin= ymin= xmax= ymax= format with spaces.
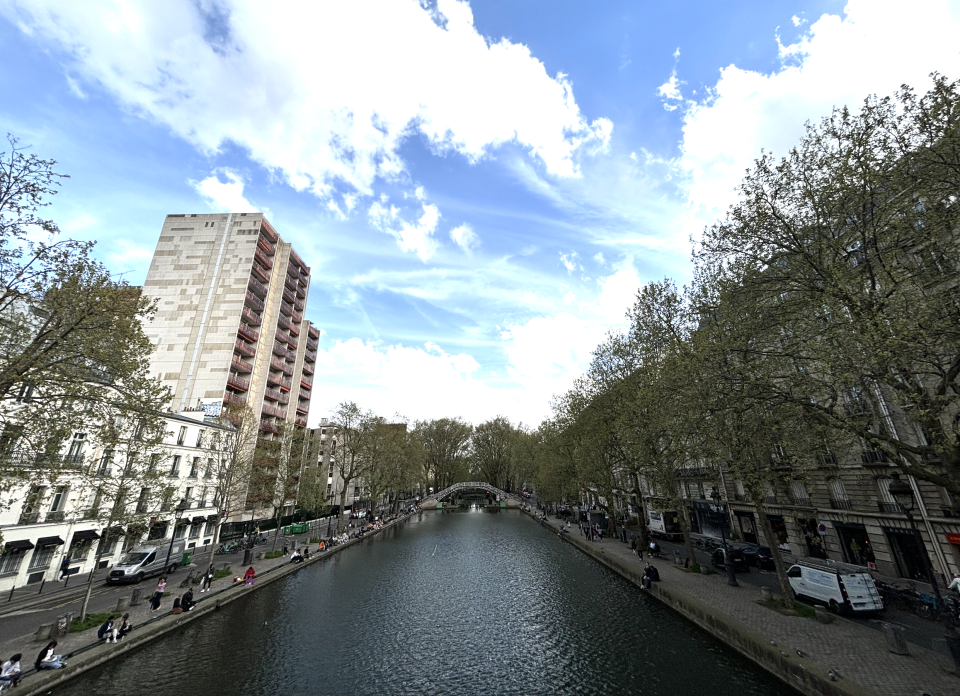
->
xmin=472 ymin=417 xmax=520 ymax=491
xmin=413 ymin=417 xmax=472 ymax=492
xmin=328 ymin=402 xmax=378 ymax=533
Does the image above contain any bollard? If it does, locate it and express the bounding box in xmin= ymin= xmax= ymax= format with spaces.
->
xmin=700 ymin=565 xmax=709 ymax=575
xmin=760 ymin=587 xmax=773 ymax=602
xmin=35 ymin=623 xmax=54 ymax=641
xmin=130 ymin=588 xmax=143 ymax=606
xmin=116 ymin=596 xmax=130 ymax=612
xmin=674 ymin=551 xmax=681 ymax=565
xmin=883 ymin=623 xmax=909 ymax=655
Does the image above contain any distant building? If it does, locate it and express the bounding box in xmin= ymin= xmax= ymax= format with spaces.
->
xmin=141 ymin=212 xmax=318 ymax=433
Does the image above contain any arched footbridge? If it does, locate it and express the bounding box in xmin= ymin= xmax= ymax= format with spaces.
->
xmin=421 ymin=482 xmax=523 ymax=508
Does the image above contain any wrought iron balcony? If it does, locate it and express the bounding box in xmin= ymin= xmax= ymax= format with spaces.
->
xmin=18 ymin=512 xmax=40 ymax=525
xmin=877 ymin=501 xmax=902 ymax=513
xmin=829 ymin=498 xmax=853 ymax=510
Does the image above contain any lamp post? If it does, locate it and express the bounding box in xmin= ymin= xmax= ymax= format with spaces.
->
xmin=711 ymin=487 xmax=738 ymax=587
xmin=888 ymin=473 xmax=960 ymax=666
xmin=163 ymin=498 xmax=189 ymax=573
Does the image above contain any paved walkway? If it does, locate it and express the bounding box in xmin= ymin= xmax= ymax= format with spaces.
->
xmin=533 ymin=513 xmax=960 ymax=696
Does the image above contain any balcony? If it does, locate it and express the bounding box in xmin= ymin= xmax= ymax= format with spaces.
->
xmin=296 ymin=405 xmax=309 ymax=416
xmin=248 ymin=275 xmax=268 ymax=298
xmin=257 ymin=234 xmax=275 ymax=254
xmin=231 ymin=356 xmax=253 ymax=373
xmin=277 ymin=376 xmax=292 ymax=391
xmin=245 ymin=291 xmax=265 ymax=312
xmin=135 ymin=502 xmax=149 ymax=514
xmin=95 ymin=467 xmax=112 ymax=477
xmin=296 ymin=285 xmax=305 ymax=299
xmin=288 ymin=323 xmax=300 ymax=337
xmin=305 ymin=349 xmax=317 ymax=363
xmin=861 ymin=450 xmax=890 ymax=465
xmin=241 ymin=305 xmax=262 ymax=327
xmin=251 ymin=262 xmax=270 ymax=284
xmin=255 ymin=248 xmax=273 ymax=270
xmin=295 ymin=417 xmax=307 ymax=428
xmin=235 ymin=339 xmax=256 ymax=357
xmin=829 ymin=498 xmax=853 ymax=510
xmin=308 ymin=325 xmax=320 ymax=340
xmin=302 ymin=362 xmax=314 ymax=375
xmin=294 ymin=297 xmax=304 ymax=312
xmin=222 ymin=392 xmax=246 ymax=407
xmin=280 ymin=300 xmax=294 ymax=317
xmin=18 ymin=512 xmax=40 ymax=525
xmin=762 ymin=495 xmax=778 ymax=505
xmin=307 ymin=337 xmax=318 ymax=351
xmin=227 ymin=373 xmax=250 ymax=392
xmin=301 ymin=378 xmax=313 ymax=391
xmin=292 ymin=310 xmax=303 ymax=323
xmin=270 ymin=357 xmax=293 ymax=375
xmin=284 ymin=274 xmax=297 ymax=292
xmin=259 ymin=420 xmax=278 ymax=434
xmin=272 ymin=341 xmax=293 ymax=360
xmin=878 ymin=501 xmax=902 ymax=513
xmin=46 ymin=510 xmax=66 ymax=523
xmin=282 ymin=287 xmax=296 ymax=305
xmin=237 ymin=323 xmax=259 ymax=343
xmin=264 ymin=387 xmax=282 ymax=402
xmin=262 ymin=404 xmax=287 ymax=419
xmin=787 ymin=496 xmax=812 ymax=507
xmin=277 ymin=313 xmax=291 ymax=330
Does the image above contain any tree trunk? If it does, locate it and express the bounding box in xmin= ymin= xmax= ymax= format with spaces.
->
xmin=337 ymin=481 xmax=349 ymax=534
xmin=755 ymin=502 xmax=795 ymax=609
xmin=205 ymin=520 xmax=223 ymax=580
xmin=678 ymin=505 xmax=698 ymax=569
xmin=79 ymin=529 xmax=112 ymax=621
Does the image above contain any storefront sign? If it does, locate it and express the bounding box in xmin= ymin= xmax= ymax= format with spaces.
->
xmin=946 ymin=533 xmax=960 ymax=545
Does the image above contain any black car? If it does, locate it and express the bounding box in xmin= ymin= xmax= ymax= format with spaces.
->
xmin=711 ymin=546 xmax=750 ymax=573
xmin=740 ymin=545 xmax=776 ymax=570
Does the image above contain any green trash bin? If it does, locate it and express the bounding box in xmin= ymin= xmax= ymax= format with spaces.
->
xmin=181 ymin=551 xmax=192 ymax=566
xmin=282 ymin=525 xmax=292 ymax=535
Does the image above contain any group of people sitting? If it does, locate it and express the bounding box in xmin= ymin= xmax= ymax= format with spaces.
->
xmin=289 ymin=547 xmax=310 ymax=563
xmin=171 ymin=588 xmax=197 ymax=614
xmin=97 ymin=613 xmax=134 ymax=643
xmin=0 ymin=639 xmax=74 ymax=689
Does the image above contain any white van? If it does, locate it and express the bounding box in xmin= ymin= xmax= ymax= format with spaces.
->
xmin=647 ymin=509 xmax=683 ymax=541
xmin=106 ymin=541 xmax=186 ymax=584
xmin=786 ymin=560 xmax=883 ymax=614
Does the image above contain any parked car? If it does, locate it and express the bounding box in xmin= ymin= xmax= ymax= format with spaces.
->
xmin=786 ymin=560 xmax=883 ymax=615
xmin=740 ymin=545 xmax=776 ymax=570
xmin=711 ymin=546 xmax=750 ymax=573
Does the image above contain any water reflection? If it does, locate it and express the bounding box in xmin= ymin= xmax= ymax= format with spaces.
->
xmin=57 ymin=510 xmax=792 ymax=696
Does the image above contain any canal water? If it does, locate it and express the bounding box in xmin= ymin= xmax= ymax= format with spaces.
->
xmin=57 ymin=510 xmax=791 ymax=695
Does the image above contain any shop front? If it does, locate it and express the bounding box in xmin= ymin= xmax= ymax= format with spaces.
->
xmin=833 ymin=522 xmax=877 ymax=568
xmin=694 ymin=501 xmax=729 ymax=540
xmin=764 ymin=514 xmax=791 ymax=551
xmin=734 ymin=511 xmax=758 ymax=544
xmin=884 ymin=526 xmax=927 ymax=581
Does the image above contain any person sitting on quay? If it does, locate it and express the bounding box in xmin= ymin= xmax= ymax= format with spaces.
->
xmin=172 ymin=594 xmax=185 ymax=615
xmin=181 ymin=588 xmax=196 ymax=612
xmin=0 ymin=653 xmax=22 ymax=688
xmin=302 ymin=547 xmax=310 ymax=561
xmin=642 ymin=563 xmax=660 ymax=590
xmin=35 ymin=641 xmax=66 ymax=670
xmin=97 ymin=616 xmax=117 ymax=643
xmin=116 ymin=614 xmax=133 ymax=640
xmin=317 ymin=540 xmax=326 ymax=552
xmin=290 ymin=549 xmax=303 ymax=564
xmin=244 ymin=566 xmax=256 ymax=586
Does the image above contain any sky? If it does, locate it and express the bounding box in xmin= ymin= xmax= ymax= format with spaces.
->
xmin=1 ymin=0 xmax=959 ymax=427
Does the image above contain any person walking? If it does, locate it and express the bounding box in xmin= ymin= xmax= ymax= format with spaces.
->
xmin=58 ymin=555 xmax=71 ymax=582
xmin=149 ymin=577 xmax=166 ymax=612
xmin=200 ymin=564 xmax=215 ymax=593
xmin=243 ymin=566 xmax=256 ymax=586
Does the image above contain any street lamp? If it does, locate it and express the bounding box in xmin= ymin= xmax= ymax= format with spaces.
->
xmin=163 ymin=498 xmax=189 ymax=573
xmin=887 ymin=473 xmax=960 ymax=666
xmin=710 ymin=486 xmax=738 ymax=587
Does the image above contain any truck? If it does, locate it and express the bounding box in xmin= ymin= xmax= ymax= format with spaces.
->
xmin=786 ymin=559 xmax=883 ymax=614
xmin=647 ymin=509 xmax=683 ymax=541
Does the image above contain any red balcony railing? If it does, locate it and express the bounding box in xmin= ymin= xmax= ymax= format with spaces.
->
xmin=273 ymin=341 xmax=296 ymax=360
xmin=280 ymin=301 xmax=294 ymax=317
xmin=227 ymin=373 xmax=249 ymax=391
xmin=301 ymin=362 xmax=314 ymax=375
xmin=270 ymin=357 xmax=293 ymax=375
xmin=296 ymin=405 xmax=309 ymax=416
xmin=308 ymin=325 xmax=320 ymax=340
xmin=259 ymin=420 xmax=278 ymax=434
xmin=284 ymin=274 xmax=297 ymax=291
xmin=251 ymin=262 xmax=270 ymax=284
xmin=278 ymin=376 xmax=292 ymax=391
xmin=244 ymin=291 xmax=264 ymax=312
xmin=277 ymin=313 xmax=291 ymax=330
xmin=223 ymin=392 xmax=246 ymax=407
xmin=263 ymin=387 xmax=282 ymax=402
xmin=254 ymin=248 xmax=273 ymax=270
xmin=235 ymin=339 xmax=256 ymax=357
xmin=248 ymin=276 xmax=268 ymax=298
xmin=306 ymin=337 xmax=318 ymax=351
xmin=241 ymin=305 xmax=262 ymax=327
xmin=300 ymin=378 xmax=313 ymax=391
xmin=294 ymin=297 xmax=304 ymax=312
xmin=231 ymin=356 xmax=253 ymax=373
xmin=257 ymin=234 xmax=275 ymax=255
xmin=262 ymin=404 xmax=287 ymax=419
xmin=295 ymin=417 xmax=307 ymax=428
xmin=238 ymin=324 xmax=259 ymax=343
xmin=304 ymin=349 xmax=317 ymax=362
xmin=292 ymin=310 xmax=303 ymax=323
xmin=282 ymin=287 xmax=295 ymax=305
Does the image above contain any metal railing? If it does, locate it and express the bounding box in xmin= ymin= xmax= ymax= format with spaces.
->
xmin=258 ymin=234 xmax=275 ymax=254
xmin=263 ymin=387 xmax=282 ymax=402
xmin=227 ymin=373 xmax=250 ymax=391
xmin=231 ymin=356 xmax=253 ymax=373
xmin=235 ymin=339 xmax=256 ymax=357
xmin=254 ymin=248 xmax=273 ymax=269
xmin=877 ymin=501 xmax=902 ymax=513
xmin=238 ymin=324 xmax=260 ymax=343
xmin=248 ymin=275 xmax=268 ymax=298
xmin=829 ymin=498 xmax=853 ymax=510
xmin=270 ymin=357 xmax=293 ymax=375
xmin=251 ymin=263 xmax=270 ymax=284
xmin=241 ymin=305 xmax=262 ymax=327
xmin=244 ymin=291 xmax=265 ymax=312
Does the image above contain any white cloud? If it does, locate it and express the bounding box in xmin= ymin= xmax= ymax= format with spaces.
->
xmin=593 ymin=252 xmax=606 ymax=265
xmin=657 ymin=47 xmax=684 ymax=111
xmin=368 ymin=198 xmax=441 ymax=262
xmin=449 ymin=223 xmax=479 ymax=252
xmin=559 ymin=252 xmax=580 ymax=273
xmin=106 ymin=238 xmax=154 ymax=277
xmin=189 ymin=169 xmax=261 ymax=213
xmin=674 ymin=0 xmax=960 ymax=217
xmin=4 ymin=0 xmax=610 ymax=204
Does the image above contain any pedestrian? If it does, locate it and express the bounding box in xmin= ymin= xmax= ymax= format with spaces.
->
xmin=0 ymin=653 xmax=22 ymax=688
xmin=244 ymin=566 xmax=256 ymax=586
xmin=58 ymin=555 xmax=71 ymax=581
xmin=150 ymin=577 xmax=166 ymax=612
xmin=97 ymin=616 xmax=116 ymax=643
xmin=200 ymin=564 xmax=215 ymax=593
xmin=116 ymin=614 xmax=133 ymax=640
xmin=631 ymin=536 xmax=637 ymax=556
xmin=35 ymin=641 xmax=66 ymax=670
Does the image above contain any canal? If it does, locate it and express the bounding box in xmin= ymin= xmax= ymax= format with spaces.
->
xmin=57 ymin=510 xmax=792 ymax=695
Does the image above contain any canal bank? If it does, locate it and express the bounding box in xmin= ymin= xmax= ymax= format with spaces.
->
xmin=525 ymin=510 xmax=959 ymax=696
xmin=7 ymin=511 xmax=419 ymax=696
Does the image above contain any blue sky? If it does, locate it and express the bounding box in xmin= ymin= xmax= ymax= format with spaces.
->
xmin=1 ymin=0 xmax=958 ymax=426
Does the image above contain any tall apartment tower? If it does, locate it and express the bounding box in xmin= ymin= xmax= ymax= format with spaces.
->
xmin=141 ymin=213 xmax=318 ymax=433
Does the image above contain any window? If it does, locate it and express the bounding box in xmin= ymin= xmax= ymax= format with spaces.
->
xmin=789 ymin=480 xmax=809 ymax=504
xmin=199 ymin=487 xmax=208 ymax=507
xmin=21 ymin=486 xmax=47 ymax=523
xmin=204 ymin=458 xmax=213 ymax=478
xmin=136 ymin=488 xmax=150 ymax=513
xmin=29 ymin=544 xmax=57 ymax=570
xmin=174 ymin=524 xmax=187 ymax=540
xmin=203 ymin=521 xmax=215 ymax=538
xmin=195 ymin=430 xmax=204 ymax=448
xmin=97 ymin=450 xmax=113 ymax=475
xmin=101 ymin=537 xmax=119 ymax=557
xmin=169 ymin=455 xmax=181 ymax=477
xmin=0 ymin=548 xmax=25 ymax=575
xmin=735 ymin=480 xmax=746 ymax=498
xmin=787 ymin=566 xmax=802 ymax=578
xmin=189 ymin=457 xmax=200 ymax=478
xmin=177 ymin=426 xmax=187 ymax=446
xmin=189 ymin=522 xmax=201 ymax=539
xmin=829 ymin=478 xmax=848 ymax=502
xmin=185 ymin=487 xmax=194 ymax=506
xmin=148 ymin=454 xmax=161 ymax=473
xmin=49 ymin=486 xmax=68 ymax=512
xmin=67 ymin=433 xmax=86 ymax=462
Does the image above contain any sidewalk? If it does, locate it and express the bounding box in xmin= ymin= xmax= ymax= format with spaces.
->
xmin=0 ymin=514 xmax=378 ymax=675
xmin=533 ymin=512 xmax=960 ymax=696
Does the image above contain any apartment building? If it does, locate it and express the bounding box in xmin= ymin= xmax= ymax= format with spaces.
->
xmin=0 ymin=411 xmax=229 ymax=592
xmin=141 ymin=213 xmax=318 ymax=433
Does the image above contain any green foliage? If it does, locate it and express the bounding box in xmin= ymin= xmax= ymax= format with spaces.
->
xmin=264 ymin=550 xmax=284 ymax=559
xmin=70 ymin=611 xmax=114 ymax=633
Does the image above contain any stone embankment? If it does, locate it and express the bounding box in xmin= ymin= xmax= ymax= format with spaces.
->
xmin=524 ymin=510 xmax=960 ymax=696
xmin=6 ymin=512 xmax=419 ymax=696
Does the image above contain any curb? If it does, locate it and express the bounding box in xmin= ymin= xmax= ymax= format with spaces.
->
xmin=523 ymin=511 xmax=872 ymax=696
xmin=13 ymin=512 xmax=418 ymax=696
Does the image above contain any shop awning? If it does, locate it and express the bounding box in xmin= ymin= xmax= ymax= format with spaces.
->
xmin=191 ymin=516 xmax=207 ymax=525
xmin=35 ymin=536 xmax=64 ymax=547
xmin=4 ymin=539 xmax=35 ymax=551
xmin=70 ymin=530 xmax=100 ymax=542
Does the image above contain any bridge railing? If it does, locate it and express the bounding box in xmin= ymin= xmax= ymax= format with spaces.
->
xmin=431 ymin=481 xmax=522 ymax=502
